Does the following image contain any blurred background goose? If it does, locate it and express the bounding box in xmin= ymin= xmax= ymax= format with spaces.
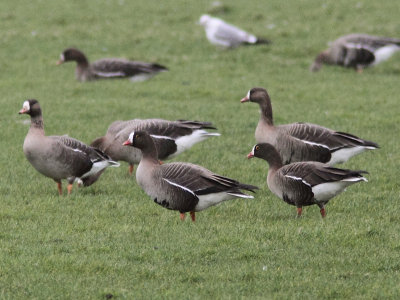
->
xmin=91 ymin=119 xmax=220 ymax=176
xmin=57 ymin=48 xmax=168 ymax=82
xmin=19 ymin=99 xmax=119 ymax=195
xmin=310 ymin=34 xmax=400 ymax=72
xmin=248 ymin=143 xmax=368 ymax=217
xmin=123 ymin=131 xmax=257 ymax=221
xmin=198 ymin=14 xmax=270 ymax=48
xmin=241 ymin=87 xmax=378 ymax=165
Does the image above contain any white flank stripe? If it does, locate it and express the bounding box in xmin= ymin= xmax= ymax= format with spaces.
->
xmin=227 ymin=192 xmax=253 ymax=199
xmin=73 ymin=148 xmax=83 ymax=153
xmin=342 ymin=177 xmax=368 ymax=182
xmin=299 ymin=139 xmax=330 ymax=150
xmin=95 ymin=71 xmax=126 ymax=78
xmin=285 ymin=175 xmax=312 ymax=187
xmin=162 ymin=178 xmax=197 ymax=197
xmin=150 ymin=134 xmax=174 ymax=140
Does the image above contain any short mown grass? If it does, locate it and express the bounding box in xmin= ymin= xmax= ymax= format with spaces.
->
xmin=1 ymin=0 xmax=400 ymax=298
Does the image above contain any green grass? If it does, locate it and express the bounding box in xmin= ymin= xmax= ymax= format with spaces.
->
xmin=1 ymin=0 xmax=400 ymax=298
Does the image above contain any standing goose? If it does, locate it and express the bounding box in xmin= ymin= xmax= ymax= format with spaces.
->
xmin=198 ymin=14 xmax=270 ymax=48
xmin=19 ymin=99 xmax=119 ymax=195
xmin=123 ymin=131 xmax=258 ymax=221
xmin=241 ymin=87 xmax=378 ymax=165
xmin=91 ymin=119 xmax=220 ymax=176
xmin=247 ymin=143 xmax=368 ymax=217
xmin=57 ymin=48 xmax=168 ymax=82
xmin=310 ymin=34 xmax=400 ymax=72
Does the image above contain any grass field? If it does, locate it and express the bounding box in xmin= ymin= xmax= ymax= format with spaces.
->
xmin=1 ymin=0 xmax=400 ymax=298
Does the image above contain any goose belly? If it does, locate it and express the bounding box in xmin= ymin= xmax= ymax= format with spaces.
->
xmin=194 ymin=192 xmax=235 ymax=211
xmin=328 ymin=146 xmax=367 ymax=165
xmin=312 ymin=181 xmax=351 ymax=202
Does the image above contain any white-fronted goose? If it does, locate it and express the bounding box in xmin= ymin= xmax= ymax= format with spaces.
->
xmin=198 ymin=14 xmax=270 ymax=48
xmin=91 ymin=119 xmax=220 ymax=176
xmin=57 ymin=48 xmax=168 ymax=82
xmin=241 ymin=87 xmax=379 ymax=165
xmin=248 ymin=143 xmax=367 ymax=217
xmin=310 ymin=34 xmax=400 ymax=72
xmin=123 ymin=131 xmax=258 ymax=221
xmin=19 ymin=99 xmax=119 ymax=195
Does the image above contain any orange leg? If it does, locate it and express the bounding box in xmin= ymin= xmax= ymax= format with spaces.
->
xmin=159 ymin=161 xmax=163 ymax=165
xmin=57 ymin=182 xmax=62 ymax=196
xmin=128 ymin=164 xmax=134 ymax=176
xmin=190 ymin=211 xmax=196 ymax=222
xmin=67 ymin=183 xmax=73 ymax=195
xmin=320 ymin=208 xmax=326 ymax=218
xmin=296 ymin=207 xmax=302 ymax=217
xmin=180 ymin=213 xmax=186 ymax=221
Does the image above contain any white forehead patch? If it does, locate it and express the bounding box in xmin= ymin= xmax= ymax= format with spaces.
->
xmin=250 ymin=145 xmax=256 ymax=156
xmin=128 ymin=131 xmax=135 ymax=143
xmin=246 ymin=90 xmax=251 ymax=99
xmin=22 ymin=100 xmax=30 ymax=111
xmin=60 ymin=53 xmax=65 ymax=61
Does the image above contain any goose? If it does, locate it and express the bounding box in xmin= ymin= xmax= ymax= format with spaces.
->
xmin=198 ymin=14 xmax=270 ymax=48
xmin=19 ymin=99 xmax=119 ymax=195
xmin=57 ymin=48 xmax=168 ymax=82
xmin=247 ymin=143 xmax=368 ymax=217
xmin=241 ymin=87 xmax=379 ymax=165
xmin=90 ymin=119 xmax=220 ymax=176
xmin=310 ymin=33 xmax=400 ymax=72
xmin=122 ymin=131 xmax=258 ymax=221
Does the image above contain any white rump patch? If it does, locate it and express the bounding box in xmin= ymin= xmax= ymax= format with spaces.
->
xmin=285 ymin=175 xmax=311 ymax=187
xmin=129 ymin=74 xmax=154 ymax=82
xmin=372 ymin=44 xmax=400 ymax=65
xmin=81 ymin=160 xmax=114 ymax=179
xmin=172 ymin=130 xmax=219 ymax=157
xmin=312 ymin=177 xmax=365 ymax=202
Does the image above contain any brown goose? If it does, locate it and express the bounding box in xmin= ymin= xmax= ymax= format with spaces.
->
xmin=57 ymin=48 xmax=168 ymax=82
xmin=248 ymin=143 xmax=367 ymax=217
xmin=19 ymin=99 xmax=119 ymax=195
xmin=198 ymin=14 xmax=270 ymax=48
xmin=310 ymin=34 xmax=400 ymax=72
xmin=241 ymin=87 xmax=378 ymax=165
xmin=91 ymin=119 xmax=220 ymax=176
xmin=123 ymin=131 xmax=258 ymax=221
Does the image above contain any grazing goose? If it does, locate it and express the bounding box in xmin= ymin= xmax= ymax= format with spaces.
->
xmin=248 ymin=143 xmax=368 ymax=217
xmin=123 ymin=131 xmax=258 ymax=221
xmin=310 ymin=33 xmax=400 ymax=72
xmin=19 ymin=99 xmax=119 ymax=195
xmin=241 ymin=87 xmax=379 ymax=165
xmin=91 ymin=119 xmax=220 ymax=176
xmin=198 ymin=14 xmax=270 ymax=48
xmin=57 ymin=48 xmax=168 ymax=82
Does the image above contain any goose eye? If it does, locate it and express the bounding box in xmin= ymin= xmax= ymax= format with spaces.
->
xmin=255 ymin=145 xmax=260 ymax=151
